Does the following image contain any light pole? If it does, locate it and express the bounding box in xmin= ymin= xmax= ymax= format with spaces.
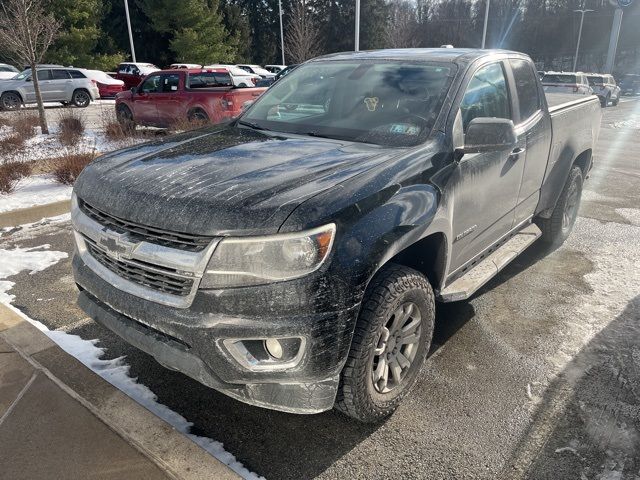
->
xmin=481 ymin=0 xmax=490 ymax=49
xmin=604 ymin=7 xmax=623 ymax=73
xmin=572 ymin=8 xmax=593 ymax=72
xmin=278 ymin=0 xmax=285 ymax=65
xmin=355 ymin=0 xmax=360 ymax=51
xmin=124 ymin=0 xmax=136 ymax=62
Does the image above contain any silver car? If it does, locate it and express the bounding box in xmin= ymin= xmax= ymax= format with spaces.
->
xmin=0 ymin=67 xmax=100 ymax=110
xmin=541 ymin=71 xmax=593 ymax=96
xmin=586 ymin=73 xmax=621 ymax=107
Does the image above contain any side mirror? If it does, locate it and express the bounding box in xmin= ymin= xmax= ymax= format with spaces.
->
xmin=25 ymin=77 xmax=32 ymax=82
xmin=460 ymin=117 xmax=517 ymax=156
xmin=130 ymin=86 xmax=137 ymax=95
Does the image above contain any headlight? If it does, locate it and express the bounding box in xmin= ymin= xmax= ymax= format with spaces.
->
xmin=200 ymin=224 xmax=336 ymax=288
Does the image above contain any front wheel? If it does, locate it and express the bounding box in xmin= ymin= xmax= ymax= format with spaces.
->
xmin=536 ymin=165 xmax=583 ymax=247
xmin=116 ymin=104 xmax=135 ymax=131
xmin=335 ymin=264 xmax=435 ymax=423
xmin=1 ymin=92 xmax=21 ymax=111
xmin=612 ymin=96 xmax=619 ymax=106
xmin=72 ymin=89 xmax=91 ymax=108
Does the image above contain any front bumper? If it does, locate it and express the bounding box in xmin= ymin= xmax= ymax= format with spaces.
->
xmin=73 ymin=253 xmax=360 ymax=413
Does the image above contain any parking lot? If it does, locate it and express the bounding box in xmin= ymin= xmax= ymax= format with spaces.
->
xmin=1 ymin=97 xmax=639 ymax=479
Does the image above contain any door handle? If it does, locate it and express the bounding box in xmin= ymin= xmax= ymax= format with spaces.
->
xmin=509 ymin=147 xmax=525 ymax=159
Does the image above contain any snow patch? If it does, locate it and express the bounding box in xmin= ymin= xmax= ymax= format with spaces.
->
xmin=0 ymin=244 xmax=67 ymax=303
xmin=0 ymin=175 xmax=72 ymax=213
xmin=0 ymin=235 xmax=263 ymax=480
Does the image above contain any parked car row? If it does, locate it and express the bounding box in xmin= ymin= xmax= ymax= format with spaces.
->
xmin=540 ymin=70 xmax=621 ymax=107
xmin=114 ymin=68 xmax=267 ymax=129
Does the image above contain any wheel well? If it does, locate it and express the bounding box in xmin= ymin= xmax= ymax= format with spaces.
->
xmin=386 ymin=233 xmax=447 ymax=289
xmin=2 ymin=90 xmax=23 ymax=102
xmin=573 ymin=149 xmax=592 ymax=177
xmin=188 ymin=107 xmax=208 ymax=119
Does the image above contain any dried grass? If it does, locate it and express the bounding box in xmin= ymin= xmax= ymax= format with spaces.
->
xmin=0 ymin=133 xmax=25 ymax=154
xmin=11 ymin=112 xmax=39 ymax=140
xmin=49 ymin=151 xmax=97 ymax=185
xmin=58 ymin=109 xmax=85 ymax=146
xmin=0 ymin=160 xmax=31 ymax=194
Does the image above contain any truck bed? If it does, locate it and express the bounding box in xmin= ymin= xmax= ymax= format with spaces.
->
xmin=545 ymin=92 xmax=598 ymax=113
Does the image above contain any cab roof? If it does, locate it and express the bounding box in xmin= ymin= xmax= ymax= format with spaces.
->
xmin=311 ymin=48 xmax=525 ymax=65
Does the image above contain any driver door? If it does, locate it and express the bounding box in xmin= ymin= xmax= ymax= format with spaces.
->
xmin=133 ymin=74 xmax=161 ymax=125
xmin=447 ymin=61 xmax=526 ymax=274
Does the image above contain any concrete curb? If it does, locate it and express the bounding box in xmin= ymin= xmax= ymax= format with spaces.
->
xmin=0 ymin=200 xmax=71 ymax=229
xmin=0 ymin=303 xmax=241 ymax=480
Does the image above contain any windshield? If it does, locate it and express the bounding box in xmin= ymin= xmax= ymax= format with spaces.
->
xmin=542 ymin=74 xmax=577 ymax=84
xmin=241 ymin=60 xmax=454 ymax=147
xmin=587 ymin=76 xmax=603 ymax=86
xmin=14 ymin=70 xmax=31 ymax=80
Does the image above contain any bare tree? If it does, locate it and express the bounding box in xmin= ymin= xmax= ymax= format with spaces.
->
xmin=0 ymin=0 xmax=60 ymax=134
xmin=387 ymin=0 xmax=421 ymax=48
xmin=285 ymin=0 xmax=320 ymax=64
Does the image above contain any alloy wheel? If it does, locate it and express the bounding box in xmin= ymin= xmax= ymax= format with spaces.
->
xmin=371 ymin=302 xmax=422 ymax=394
xmin=562 ymin=179 xmax=580 ymax=232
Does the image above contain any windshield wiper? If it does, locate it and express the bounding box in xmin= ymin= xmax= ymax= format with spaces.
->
xmin=305 ymin=131 xmax=332 ymax=139
xmin=237 ymin=120 xmax=270 ymax=131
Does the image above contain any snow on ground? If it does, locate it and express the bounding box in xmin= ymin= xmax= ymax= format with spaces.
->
xmin=0 ymin=175 xmax=73 ymax=213
xmin=0 ymin=234 xmax=263 ymax=480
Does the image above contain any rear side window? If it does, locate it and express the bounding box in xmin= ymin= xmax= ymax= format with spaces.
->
xmin=36 ymin=69 xmax=52 ymax=81
xmin=52 ymin=69 xmax=70 ymax=80
xmin=542 ymin=74 xmax=576 ymax=84
xmin=509 ymin=59 xmax=540 ymax=121
xmin=161 ymin=74 xmax=180 ymax=92
xmin=68 ymin=70 xmax=86 ymax=79
xmin=187 ymin=72 xmax=233 ymax=88
xmin=460 ymin=62 xmax=511 ymax=131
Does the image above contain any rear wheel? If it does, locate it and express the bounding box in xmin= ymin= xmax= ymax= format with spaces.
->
xmin=72 ymin=89 xmax=91 ymax=108
xmin=536 ymin=165 xmax=583 ymax=247
xmin=116 ymin=104 xmax=135 ymax=131
xmin=335 ymin=264 xmax=435 ymax=423
xmin=612 ymin=96 xmax=619 ymax=106
xmin=188 ymin=109 xmax=209 ymax=125
xmin=1 ymin=92 xmax=21 ymax=111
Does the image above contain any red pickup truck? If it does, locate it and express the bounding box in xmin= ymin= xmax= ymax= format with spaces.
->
xmin=115 ymin=68 xmax=266 ymax=128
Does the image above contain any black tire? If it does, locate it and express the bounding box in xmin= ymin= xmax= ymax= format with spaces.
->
xmin=116 ymin=104 xmax=135 ymax=131
xmin=600 ymin=95 xmax=609 ymax=108
xmin=72 ymin=89 xmax=91 ymax=108
xmin=536 ymin=165 xmax=583 ymax=247
xmin=335 ymin=263 xmax=435 ymax=423
xmin=612 ymin=97 xmax=619 ymax=106
xmin=188 ymin=109 xmax=209 ymax=125
xmin=1 ymin=92 xmax=22 ymax=111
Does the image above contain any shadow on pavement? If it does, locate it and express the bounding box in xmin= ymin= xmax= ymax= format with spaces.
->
xmin=502 ymin=295 xmax=640 ymax=480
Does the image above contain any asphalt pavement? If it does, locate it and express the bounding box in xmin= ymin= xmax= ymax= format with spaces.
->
xmin=1 ymin=97 xmax=639 ymax=480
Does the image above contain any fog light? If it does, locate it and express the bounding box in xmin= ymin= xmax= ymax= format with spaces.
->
xmin=265 ymin=338 xmax=283 ymax=359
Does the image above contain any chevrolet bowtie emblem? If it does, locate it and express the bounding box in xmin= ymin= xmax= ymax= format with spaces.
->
xmin=97 ymin=230 xmax=135 ymax=260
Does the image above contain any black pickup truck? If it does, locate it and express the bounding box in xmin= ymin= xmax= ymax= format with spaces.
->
xmin=71 ymin=49 xmax=601 ymax=422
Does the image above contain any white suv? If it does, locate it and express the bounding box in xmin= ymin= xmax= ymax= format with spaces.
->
xmin=541 ymin=72 xmax=593 ymax=96
xmin=586 ymin=73 xmax=620 ymax=107
xmin=0 ymin=67 xmax=100 ymax=110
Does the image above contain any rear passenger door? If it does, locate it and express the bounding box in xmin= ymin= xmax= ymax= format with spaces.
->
xmin=448 ymin=60 xmax=526 ymax=273
xmin=50 ymin=69 xmax=72 ymax=101
xmin=508 ymin=58 xmax=552 ymax=226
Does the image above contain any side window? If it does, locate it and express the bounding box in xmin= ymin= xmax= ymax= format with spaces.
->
xmin=118 ymin=65 xmax=128 ymax=74
xmin=160 ymin=74 xmax=180 ymax=92
xmin=140 ymin=75 xmax=161 ymax=93
xmin=36 ymin=69 xmax=52 ymax=81
xmin=52 ymin=69 xmax=71 ymax=80
xmin=460 ymin=62 xmax=511 ymax=131
xmin=68 ymin=70 xmax=86 ymax=79
xmin=509 ymin=59 xmax=540 ymax=121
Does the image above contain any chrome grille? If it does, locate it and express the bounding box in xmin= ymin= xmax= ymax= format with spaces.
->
xmin=79 ymin=200 xmax=211 ymax=252
xmin=84 ymin=237 xmax=194 ymax=297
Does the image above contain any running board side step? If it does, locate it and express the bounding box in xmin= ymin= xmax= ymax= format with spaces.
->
xmin=438 ymin=224 xmax=542 ymax=302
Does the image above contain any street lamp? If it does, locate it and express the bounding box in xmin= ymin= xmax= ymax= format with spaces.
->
xmin=278 ymin=0 xmax=285 ymax=65
xmin=355 ymin=0 xmax=360 ymax=51
xmin=124 ymin=0 xmax=136 ymax=62
xmin=481 ymin=0 xmax=490 ymax=49
xmin=573 ymin=8 xmax=593 ymax=72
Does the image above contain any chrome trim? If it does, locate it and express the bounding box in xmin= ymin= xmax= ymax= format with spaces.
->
xmin=71 ymin=194 xmax=220 ymax=308
xmin=222 ymin=336 xmax=307 ymax=372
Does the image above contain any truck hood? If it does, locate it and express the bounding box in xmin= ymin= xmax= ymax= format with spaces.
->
xmin=74 ymin=126 xmax=397 ymax=236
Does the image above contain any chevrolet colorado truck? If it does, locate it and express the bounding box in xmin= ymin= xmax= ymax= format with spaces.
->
xmin=71 ymin=49 xmax=602 ymax=423
xmin=115 ymin=68 xmax=266 ymax=128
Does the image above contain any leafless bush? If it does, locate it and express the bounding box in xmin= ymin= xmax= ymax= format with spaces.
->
xmin=11 ymin=112 xmax=39 ymax=140
xmin=0 ymin=160 xmax=31 ymax=194
xmin=58 ymin=109 xmax=85 ymax=146
xmin=49 ymin=151 xmax=96 ymax=185
xmin=0 ymin=133 xmax=25 ymax=154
